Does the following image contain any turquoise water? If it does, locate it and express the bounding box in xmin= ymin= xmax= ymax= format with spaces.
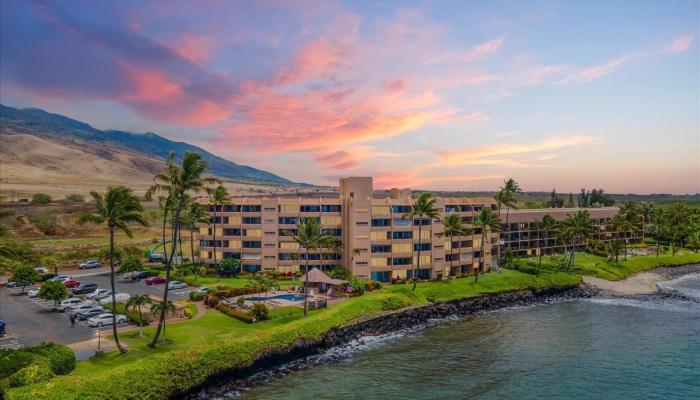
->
xmin=247 ymin=294 xmax=305 ymax=302
xmin=240 ymin=273 xmax=700 ymax=400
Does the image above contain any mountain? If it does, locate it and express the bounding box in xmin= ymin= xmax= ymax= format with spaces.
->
xmin=0 ymin=104 xmax=290 ymax=184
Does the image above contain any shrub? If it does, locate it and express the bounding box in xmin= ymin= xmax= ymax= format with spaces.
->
xmin=0 ymin=351 xmax=36 ymax=379
xmin=215 ymin=285 xmax=233 ymax=291
xmin=65 ymin=194 xmax=84 ymax=203
xmin=380 ymin=295 xmax=410 ymax=311
xmin=236 ymin=296 xmax=245 ymax=307
xmin=6 ymin=357 xmax=54 ymax=388
xmin=30 ymin=193 xmax=52 ymax=205
xmin=184 ymin=304 xmax=198 ymax=319
xmin=189 ymin=291 xmax=204 ymax=301
xmin=205 ymin=295 xmax=219 ymax=306
xmin=516 ymin=264 xmax=539 ymax=275
xmin=365 ymin=280 xmax=383 ymax=291
xmin=24 ymin=343 xmax=75 ymax=375
xmin=249 ymin=303 xmax=269 ymax=321
xmin=349 ymin=276 xmax=365 ymax=296
xmin=215 ymin=304 xmax=254 ymax=323
xmin=104 ymin=304 xmax=149 ymax=326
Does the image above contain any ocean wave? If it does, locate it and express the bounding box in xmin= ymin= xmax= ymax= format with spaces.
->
xmin=657 ymin=272 xmax=700 ymax=300
xmin=586 ymin=297 xmax=699 ymax=313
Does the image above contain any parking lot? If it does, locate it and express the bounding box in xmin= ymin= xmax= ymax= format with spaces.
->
xmin=0 ymin=269 xmax=193 ymax=349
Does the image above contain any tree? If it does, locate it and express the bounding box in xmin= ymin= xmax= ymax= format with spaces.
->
xmin=613 ymin=213 xmax=637 ymax=261
xmin=492 ymin=190 xmax=508 ymax=267
xmin=38 ymin=280 xmax=69 ymax=309
xmin=535 ymin=215 xmax=556 ymax=275
xmin=10 ymin=264 xmax=40 ymax=294
xmin=640 ymin=203 xmax=655 ymax=242
xmin=150 ymin=300 xmax=176 ymax=343
xmin=31 ymin=193 xmax=52 ymax=204
xmin=145 ymin=152 xmax=217 ymax=349
xmin=663 ymin=203 xmax=692 ymax=255
xmin=403 ymin=192 xmax=441 ymax=289
xmin=565 ymin=193 xmax=575 ymax=208
xmin=561 ymin=210 xmax=594 ymax=271
xmin=293 ymin=217 xmax=333 ymax=315
xmin=126 ymin=295 xmax=152 ymax=338
xmin=207 ymin=185 xmax=230 ymax=281
xmin=499 ymin=179 xmax=521 ymax=267
xmin=40 ymin=255 xmax=60 ymax=275
xmin=472 ymin=208 xmax=501 ymax=283
xmin=218 ymin=257 xmax=241 ymax=277
xmin=547 ymin=189 xmax=564 ymax=208
xmin=181 ymin=201 xmax=210 ymax=272
xmin=77 ymin=186 xmax=147 ymax=354
xmin=439 ymin=213 xmax=469 ymax=277
xmin=117 ymin=255 xmax=143 ymax=276
xmin=687 ymin=229 xmax=700 ymax=253
xmin=606 ymin=239 xmax=623 ymax=263
xmin=65 ymin=193 xmax=85 ymax=203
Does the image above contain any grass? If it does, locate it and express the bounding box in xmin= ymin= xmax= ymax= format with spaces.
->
xmin=513 ymin=249 xmax=700 ymax=281
xmin=174 ymin=274 xmax=302 ymax=289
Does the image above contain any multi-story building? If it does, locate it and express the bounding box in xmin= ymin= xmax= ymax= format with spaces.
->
xmin=197 ymin=177 xmax=629 ymax=281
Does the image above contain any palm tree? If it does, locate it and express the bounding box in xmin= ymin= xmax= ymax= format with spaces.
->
xmin=207 ymin=185 xmax=230 ymax=282
xmin=146 ymin=152 xmax=217 ymax=348
xmin=499 ymin=179 xmax=520 ymax=266
xmin=663 ymin=203 xmax=692 ymax=255
xmin=492 ymin=190 xmax=508 ymax=266
xmin=472 ymin=207 xmax=501 ymax=283
xmin=561 ymin=210 xmax=594 ymax=271
xmin=181 ymin=201 xmax=210 ymax=278
xmin=150 ymin=300 xmax=176 ymax=343
xmin=126 ymin=294 xmax=152 ymax=338
xmin=292 ymin=218 xmax=333 ymax=315
xmin=607 ymin=239 xmax=623 ymax=263
xmin=403 ymin=193 xmax=441 ymax=290
xmin=77 ymin=186 xmax=147 ymax=354
xmin=640 ymin=203 xmax=655 ymax=243
xmin=535 ymin=215 xmax=556 ymax=275
xmin=439 ymin=213 xmax=469 ymax=277
xmin=613 ymin=214 xmax=636 ymax=261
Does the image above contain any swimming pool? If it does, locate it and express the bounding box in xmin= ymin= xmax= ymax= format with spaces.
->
xmin=247 ymin=294 xmax=306 ymax=302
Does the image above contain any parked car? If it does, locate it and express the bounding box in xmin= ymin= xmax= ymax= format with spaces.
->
xmin=86 ymin=289 xmax=111 ymax=300
xmin=76 ymin=306 xmax=105 ymax=320
xmin=34 ymin=267 xmax=48 ymax=274
xmin=191 ymin=287 xmax=209 ymax=296
xmin=48 ymin=275 xmax=71 ymax=283
xmin=27 ymin=289 xmax=40 ymax=298
xmin=145 ymin=276 xmax=167 ymax=285
xmin=71 ymin=283 xmax=98 ymax=295
xmin=123 ymin=271 xmax=151 ymax=281
xmin=6 ymin=281 xmax=34 ymax=288
xmin=79 ymin=260 xmax=101 ymax=269
xmin=68 ymin=304 xmax=96 ymax=317
xmin=57 ymin=298 xmax=83 ymax=312
xmin=63 ymin=279 xmax=80 ymax=288
xmin=167 ymin=281 xmax=187 ymax=290
xmin=0 ymin=320 xmax=5 ymax=337
xmin=87 ymin=313 xmax=128 ymax=327
xmin=99 ymin=293 xmax=130 ymax=305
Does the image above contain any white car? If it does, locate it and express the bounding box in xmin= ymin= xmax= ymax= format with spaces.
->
xmin=68 ymin=304 xmax=96 ymax=317
xmin=34 ymin=267 xmax=48 ymax=274
xmin=79 ymin=260 xmax=101 ymax=269
xmin=86 ymin=289 xmax=111 ymax=300
xmin=167 ymin=281 xmax=187 ymax=290
xmin=49 ymin=275 xmax=71 ymax=283
xmin=99 ymin=293 xmax=130 ymax=305
xmin=87 ymin=313 xmax=128 ymax=327
xmin=58 ymin=299 xmax=84 ymax=312
xmin=191 ymin=287 xmax=209 ymax=296
xmin=27 ymin=289 xmax=40 ymax=298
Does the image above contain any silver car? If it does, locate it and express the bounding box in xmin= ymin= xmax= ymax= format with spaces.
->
xmin=87 ymin=313 xmax=128 ymax=327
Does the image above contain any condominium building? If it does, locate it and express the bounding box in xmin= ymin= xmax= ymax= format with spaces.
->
xmin=197 ymin=177 xmax=627 ymax=281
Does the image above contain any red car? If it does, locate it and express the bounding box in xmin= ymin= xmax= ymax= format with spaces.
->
xmin=64 ymin=279 xmax=80 ymax=288
xmin=145 ymin=276 xmax=166 ymax=285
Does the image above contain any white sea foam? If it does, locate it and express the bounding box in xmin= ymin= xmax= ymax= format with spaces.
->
xmin=657 ymin=272 xmax=700 ymax=300
xmin=586 ymin=297 xmax=699 ymax=313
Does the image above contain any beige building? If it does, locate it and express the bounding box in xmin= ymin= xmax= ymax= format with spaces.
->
xmin=197 ymin=177 xmax=627 ymax=281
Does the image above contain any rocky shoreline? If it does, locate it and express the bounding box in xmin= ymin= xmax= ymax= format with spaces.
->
xmin=184 ymin=284 xmax=598 ymax=400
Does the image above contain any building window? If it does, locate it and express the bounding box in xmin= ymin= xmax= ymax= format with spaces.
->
xmin=279 ymin=229 xmax=298 ymax=236
xmin=371 ymin=219 xmax=391 ymax=227
xmin=371 ymin=231 xmax=389 ymax=240
xmin=242 ymin=217 xmax=261 ymax=224
xmin=371 ymin=245 xmax=391 ymax=253
xmin=300 ymin=205 xmax=321 ymax=212
xmin=407 ymin=268 xmax=431 ymax=279
xmin=223 ymin=205 xmax=241 ymax=212
xmin=392 ymin=218 xmax=411 ymax=227
xmin=445 ymin=205 xmax=459 ymax=213
xmin=371 ymin=271 xmax=391 ymax=282
xmin=321 ymin=228 xmax=341 ymax=236
xmin=371 ymin=205 xmax=390 ymax=214
xmin=279 ymin=217 xmax=298 ymax=225
xmin=242 ymin=241 xmax=261 ymax=248
xmin=223 ymin=228 xmax=241 ymax=236
xmin=356 ymin=221 xmax=368 ymax=226
xmin=391 ymin=205 xmax=411 ymax=213
xmin=223 ymin=252 xmax=240 ymax=259
xmin=413 ymin=219 xmax=431 ymax=226
xmin=391 ymin=257 xmax=412 ymax=265
xmin=242 ymin=205 xmax=261 ymax=212
xmin=321 ymin=205 xmax=341 ymax=212
xmin=414 ymin=243 xmax=431 ymax=251
xmin=392 ymin=231 xmax=412 ymax=240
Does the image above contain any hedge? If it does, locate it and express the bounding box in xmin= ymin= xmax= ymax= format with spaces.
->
xmin=104 ymin=303 xmax=149 ymax=326
xmin=215 ymin=304 xmax=254 ymax=323
xmin=23 ymin=343 xmax=75 ymax=376
xmin=184 ymin=304 xmax=198 ymax=319
xmin=0 ymin=343 xmax=74 ymax=398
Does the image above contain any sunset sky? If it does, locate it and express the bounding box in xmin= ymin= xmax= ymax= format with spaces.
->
xmin=1 ymin=1 xmax=698 ymax=194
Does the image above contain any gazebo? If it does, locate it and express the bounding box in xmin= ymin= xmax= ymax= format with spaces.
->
xmin=299 ymin=268 xmax=348 ymax=296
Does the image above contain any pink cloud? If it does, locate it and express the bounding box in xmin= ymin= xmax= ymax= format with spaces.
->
xmin=172 ymin=35 xmax=215 ymax=65
xmin=665 ymin=35 xmax=694 ymax=53
xmin=556 ymin=55 xmax=635 ymax=85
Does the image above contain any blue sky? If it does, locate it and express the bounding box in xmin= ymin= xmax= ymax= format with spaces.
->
xmin=1 ymin=0 xmax=697 ymax=193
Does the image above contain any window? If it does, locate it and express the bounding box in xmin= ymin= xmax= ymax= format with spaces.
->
xmin=371 ymin=205 xmax=390 ymax=214
xmin=371 ymin=231 xmax=389 ymax=240
xmin=371 ymin=245 xmax=391 ymax=253
xmin=243 ymin=229 xmax=261 ymax=237
xmin=392 ymin=243 xmax=411 ymax=253
xmin=414 ymin=219 xmax=431 ymax=226
xmin=356 ymin=221 xmax=368 ymax=226
xmin=279 ymin=229 xmax=298 ymax=236
xmin=391 ymin=257 xmax=412 ymax=265
xmin=371 ymin=271 xmax=391 ymax=282
xmin=321 ymin=204 xmax=341 ymax=212
xmin=241 ymin=253 xmax=262 ymax=260
xmin=414 ymin=243 xmax=431 ymax=251
xmin=242 ymin=217 xmax=261 ymax=224
xmin=223 ymin=205 xmax=241 ymax=212
xmin=321 ymin=216 xmax=341 ymax=225
xmin=242 ymin=241 xmax=261 ymax=248
xmin=242 ymin=205 xmax=261 ymax=212
xmin=279 ymin=242 xmax=299 ymax=249
xmin=243 ymin=264 xmax=261 ymax=273
xmin=371 ymin=219 xmax=391 ymax=227
xmin=321 ymin=228 xmax=341 ymax=236
xmin=407 ymin=268 xmax=431 ymax=279
xmin=371 ymin=257 xmax=388 ymax=266
xmin=264 ymin=207 xmax=276 ymax=211
xmin=210 ymin=216 xmax=228 ymax=224
xmin=460 ymin=205 xmax=474 ymax=212
xmin=223 ymin=252 xmax=240 ymax=259
xmin=264 ymin=231 xmax=276 ymax=235
xmin=279 ymin=204 xmax=298 ymax=213
xmin=392 ymin=231 xmax=412 ymax=239
xmin=227 ymin=240 xmax=241 ymax=249
xmin=413 ymin=255 xmax=430 ymax=265
xmin=392 ymin=218 xmax=411 ymax=227
xmin=264 ymin=255 xmax=276 ymax=260
xmin=279 ymin=217 xmax=298 ymax=225
xmin=300 ymin=205 xmax=321 ymax=212
xmin=223 ymin=228 xmax=241 ymax=236
xmin=228 ymin=215 xmax=242 ymax=224
xmin=391 ymin=205 xmax=411 ymax=213
xmin=445 ymin=205 xmax=459 ymax=213
xmin=412 ymin=229 xmax=431 ymax=240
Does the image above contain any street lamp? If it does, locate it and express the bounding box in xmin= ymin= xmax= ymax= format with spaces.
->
xmin=95 ymin=329 xmax=104 ymax=357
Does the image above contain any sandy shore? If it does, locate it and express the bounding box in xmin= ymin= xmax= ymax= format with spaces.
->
xmin=583 ymin=264 xmax=700 ymax=296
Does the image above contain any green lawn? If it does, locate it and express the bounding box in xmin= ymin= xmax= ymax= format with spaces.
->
xmin=513 ymin=250 xmax=700 ymax=280
xmin=191 ymin=276 xmax=302 ymax=289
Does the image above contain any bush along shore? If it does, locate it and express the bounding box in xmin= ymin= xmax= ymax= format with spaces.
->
xmin=190 ymin=284 xmax=597 ymax=399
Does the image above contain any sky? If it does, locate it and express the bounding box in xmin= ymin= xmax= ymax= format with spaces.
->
xmin=1 ymin=0 xmax=698 ymax=194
